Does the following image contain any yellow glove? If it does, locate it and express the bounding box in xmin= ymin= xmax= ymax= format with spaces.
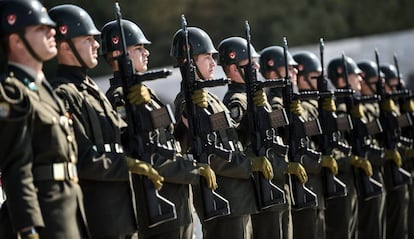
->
xmin=125 ymin=156 xmax=164 ymax=190
xmin=350 ymin=155 xmax=373 ymax=176
xmin=405 ymin=147 xmax=414 ymax=159
xmin=321 ymin=155 xmax=338 ymax=175
xmin=192 ymin=89 xmax=208 ymax=108
xmin=251 ymin=156 xmax=274 ymax=180
xmin=253 ymin=89 xmax=268 ymax=107
xmin=289 ymin=100 xmax=304 ymax=116
xmin=285 ymin=162 xmax=308 ymax=184
xmin=381 ymin=98 xmax=397 ymax=113
xmin=384 ymin=149 xmax=402 ymax=167
xmin=322 ymin=97 xmax=336 ymax=112
xmin=127 ymin=84 xmax=151 ymax=105
xmin=350 ymin=104 xmax=365 ymax=118
xmin=402 ymin=99 xmax=414 ymax=113
xmin=198 ymin=163 xmax=218 ymax=190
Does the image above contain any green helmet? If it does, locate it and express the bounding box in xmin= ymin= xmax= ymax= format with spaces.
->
xmin=217 ymin=37 xmax=259 ymax=65
xmin=100 ymin=19 xmax=151 ymax=56
xmin=0 ymin=0 xmax=55 ymax=35
xmin=380 ymin=64 xmax=398 ymax=81
xmin=292 ymin=51 xmax=322 ymax=76
xmin=48 ymin=4 xmax=100 ymax=42
xmin=327 ymin=56 xmax=361 ymax=80
xmin=170 ymin=27 xmax=217 ymax=59
xmin=357 ymin=60 xmax=384 ymax=80
xmin=259 ymin=46 xmax=297 ymax=74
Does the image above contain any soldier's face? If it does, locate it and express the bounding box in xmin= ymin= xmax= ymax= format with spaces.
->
xmin=361 ymin=76 xmax=377 ymax=95
xmin=72 ymin=35 xmax=99 ymax=69
xmin=128 ymin=44 xmax=149 ymax=73
xmin=195 ymin=53 xmax=216 ymax=79
xmin=24 ymin=25 xmax=57 ymax=61
xmin=278 ymin=65 xmax=298 ymax=85
xmin=348 ymin=73 xmax=362 ymax=91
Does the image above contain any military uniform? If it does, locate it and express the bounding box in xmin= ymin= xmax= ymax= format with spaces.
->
xmin=51 ymin=65 xmax=137 ymax=238
xmin=324 ymin=101 xmax=359 ymax=239
xmin=106 ymin=76 xmax=201 ymax=239
xmin=358 ymin=101 xmax=386 ymax=239
xmin=224 ymin=83 xmax=292 ymax=239
xmin=0 ymin=64 xmax=88 ymax=238
xmin=175 ymin=87 xmax=257 ymax=239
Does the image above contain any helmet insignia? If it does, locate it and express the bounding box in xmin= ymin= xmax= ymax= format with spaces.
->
xmin=229 ymin=51 xmax=236 ymax=59
xmin=112 ymin=36 xmax=119 ymax=45
xmin=267 ymin=59 xmax=274 ymax=67
xmin=59 ymin=25 xmax=68 ymax=35
xmin=6 ymin=14 xmax=16 ymax=26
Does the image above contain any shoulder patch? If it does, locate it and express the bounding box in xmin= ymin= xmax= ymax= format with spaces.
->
xmin=229 ymin=104 xmax=244 ymax=122
xmin=0 ymin=102 xmax=10 ymax=118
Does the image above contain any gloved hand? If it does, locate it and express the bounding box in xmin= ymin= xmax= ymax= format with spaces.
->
xmin=350 ymin=104 xmax=365 ymax=118
xmin=192 ymin=89 xmax=208 ymax=108
xmin=380 ymin=98 xmax=397 ymax=113
xmin=125 ymin=156 xmax=164 ymax=190
xmin=289 ymin=100 xmax=303 ymax=116
xmin=350 ymin=155 xmax=373 ymax=176
xmin=402 ymin=99 xmax=414 ymax=112
xmin=285 ymin=162 xmax=308 ymax=184
xmin=253 ymin=89 xmax=268 ymax=107
xmin=322 ymin=97 xmax=336 ymax=112
xmin=251 ymin=156 xmax=274 ymax=180
xmin=198 ymin=163 xmax=218 ymax=190
xmin=321 ymin=155 xmax=338 ymax=175
xmin=405 ymin=147 xmax=414 ymax=159
xmin=127 ymin=84 xmax=151 ymax=105
xmin=384 ymin=149 xmax=402 ymax=167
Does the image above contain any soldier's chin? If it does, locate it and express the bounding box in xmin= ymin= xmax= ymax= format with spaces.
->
xmin=44 ymin=48 xmax=58 ymax=61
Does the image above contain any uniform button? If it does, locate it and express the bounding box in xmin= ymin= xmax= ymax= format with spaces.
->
xmin=52 ymin=117 xmax=57 ymax=124
xmin=70 ymin=155 xmax=77 ymax=163
xmin=67 ymin=135 xmax=73 ymax=143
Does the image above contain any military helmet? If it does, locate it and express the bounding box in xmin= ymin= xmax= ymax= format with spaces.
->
xmin=380 ymin=64 xmax=399 ymax=81
xmin=100 ymin=19 xmax=151 ymax=55
xmin=217 ymin=37 xmax=259 ymax=65
xmin=48 ymin=4 xmax=100 ymax=42
xmin=259 ymin=46 xmax=297 ymax=73
xmin=170 ymin=27 xmax=217 ymax=58
xmin=357 ymin=60 xmax=384 ymax=80
xmin=292 ymin=51 xmax=322 ymax=75
xmin=327 ymin=56 xmax=362 ymax=80
xmin=0 ymin=0 xmax=55 ymax=35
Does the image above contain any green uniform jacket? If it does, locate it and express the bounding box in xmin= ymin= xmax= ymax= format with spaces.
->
xmin=0 ymin=65 xmax=87 ymax=238
xmin=106 ymin=75 xmax=200 ymax=237
xmin=51 ymin=65 xmax=136 ymax=238
xmin=174 ymin=87 xmax=257 ymax=220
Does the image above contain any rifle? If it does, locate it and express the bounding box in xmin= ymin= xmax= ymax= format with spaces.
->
xmin=316 ymin=38 xmax=350 ymax=199
xmin=114 ymin=2 xmax=177 ymax=228
xmin=178 ymin=14 xmax=231 ymax=221
xmin=375 ymin=50 xmax=412 ymax=190
xmin=243 ymin=21 xmax=287 ymax=210
xmin=281 ymin=37 xmax=319 ymax=210
xmin=341 ymin=53 xmax=383 ymax=200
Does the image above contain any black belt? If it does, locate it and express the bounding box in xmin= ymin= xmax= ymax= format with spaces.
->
xmin=33 ymin=162 xmax=78 ymax=182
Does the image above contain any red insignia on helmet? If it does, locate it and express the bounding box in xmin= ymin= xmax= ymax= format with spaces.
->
xmin=267 ymin=59 xmax=274 ymax=67
xmin=59 ymin=25 xmax=68 ymax=35
xmin=229 ymin=51 xmax=236 ymax=59
xmin=112 ymin=36 xmax=119 ymax=45
xmin=6 ymin=14 xmax=16 ymax=26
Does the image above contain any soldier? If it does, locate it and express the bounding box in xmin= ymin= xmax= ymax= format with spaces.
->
xmin=48 ymin=4 xmax=163 ymax=239
xmin=171 ymin=26 xmax=274 ymax=239
xmin=357 ymin=60 xmax=387 ymax=239
xmin=218 ymin=36 xmax=307 ymax=239
xmin=379 ymin=63 xmax=410 ymax=239
xmin=259 ymin=46 xmax=325 ymax=239
xmin=294 ymin=51 xmax=358 ymax=239
xmin=100 ymin=19 xmax=217 ymax=239
xmin=0 ymin=0 xmax=88 ymax=238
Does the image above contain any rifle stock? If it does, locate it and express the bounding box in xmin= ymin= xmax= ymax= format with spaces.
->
xmin=114 ymin=2 xmax=177 ymax=228
xmin=282 ymin=37 xmax=318 ymax=210
xmin=178 ymin=15 xmax=230 ymax=221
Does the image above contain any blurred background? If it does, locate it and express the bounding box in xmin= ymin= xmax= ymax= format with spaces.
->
xmin=40 ymin=0 xmax=414 ymax=103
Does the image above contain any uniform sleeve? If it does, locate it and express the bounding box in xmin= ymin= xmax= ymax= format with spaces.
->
xmin=0 ymin=85 xmax=44 ymax=230
xmin=209 ymin=151 xmax=252 ymax=179
xmin=153 ymin=155 xmax=200 ymax=185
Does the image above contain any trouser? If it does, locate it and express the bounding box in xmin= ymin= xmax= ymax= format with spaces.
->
xmin=326 ymin=184 xmax=358 ymax=239
xmin=202 ymin=214 xmax=251 ymax=239
xmin=385 ymin=185 xmax=409 ymax=239
xmin=292 ymin=207 xmax=325 ymax=239
xmin=409 ymin=182 xmax=414 ymax=239
xmin=251 ymin=209 xmax=285 ymax=239
xmin=140 ymin=223 xmax=193 ymax=239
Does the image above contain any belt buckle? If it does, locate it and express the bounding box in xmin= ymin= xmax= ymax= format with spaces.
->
xmin=53 ymin=163 xmax=65 ymax=181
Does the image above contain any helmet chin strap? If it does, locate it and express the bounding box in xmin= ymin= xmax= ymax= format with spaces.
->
xmin=304 ymin=74 xmax=317 ymax=91
xmin=18 ymin=32 xmax=43 ymax=62
xmin=67 ymin=39 xmax=89 ymax=69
